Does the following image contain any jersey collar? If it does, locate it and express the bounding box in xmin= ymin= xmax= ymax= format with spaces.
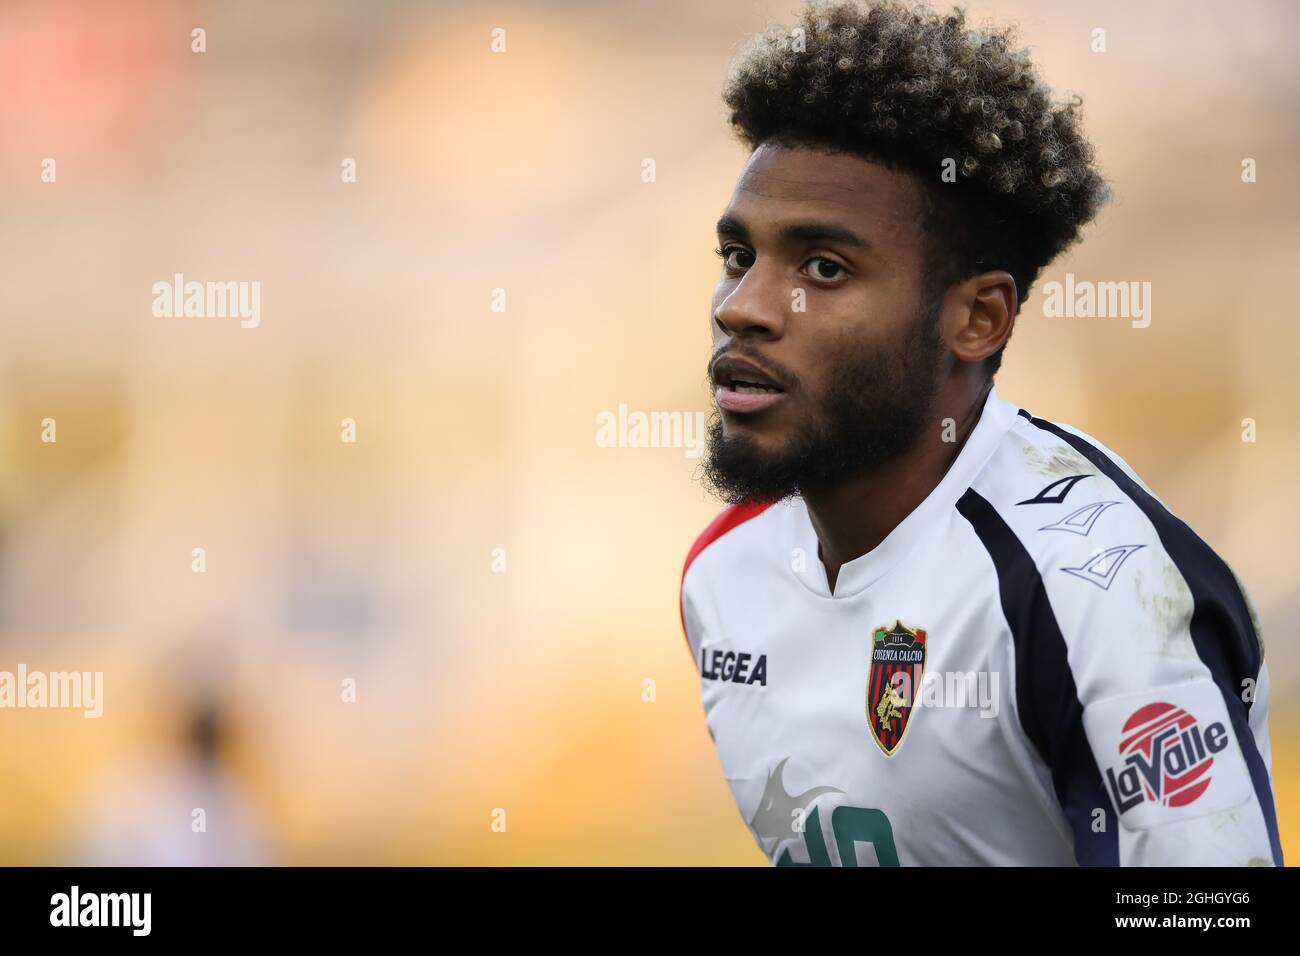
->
xmin=788 ymin=384 xmax=1019 ymax=599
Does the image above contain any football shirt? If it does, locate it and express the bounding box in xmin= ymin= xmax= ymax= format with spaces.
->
xmin=680 ymin=386 xmax=1281 ymax=866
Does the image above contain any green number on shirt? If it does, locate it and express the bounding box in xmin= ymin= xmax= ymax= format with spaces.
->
xmin=775 ymin=805 xmax=900 ymax=866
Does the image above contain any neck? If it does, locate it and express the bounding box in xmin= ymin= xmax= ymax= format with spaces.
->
xmin=804 ymin=376 xmax=992 ymax=594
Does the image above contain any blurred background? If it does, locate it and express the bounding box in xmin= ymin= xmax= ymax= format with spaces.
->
xmin=0 ymin=0 xmax=1296 ymax=865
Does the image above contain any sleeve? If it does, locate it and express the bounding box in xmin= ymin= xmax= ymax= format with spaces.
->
xmin=1031 ymin=532 xmax=1282 ymax=867
xmin=959 ymin=483 xmax=1282 ymax=867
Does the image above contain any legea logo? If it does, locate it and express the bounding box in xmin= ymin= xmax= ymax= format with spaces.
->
xmin=1103 ymin=701 xmax=1230 ymax=814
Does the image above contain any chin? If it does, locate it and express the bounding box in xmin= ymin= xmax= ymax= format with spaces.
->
xmin=720 ymin=419 xmax=791 ymax=453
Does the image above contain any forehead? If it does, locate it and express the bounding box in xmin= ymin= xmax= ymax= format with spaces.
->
xmin=724 ymin=143 xmax=924 ymax=246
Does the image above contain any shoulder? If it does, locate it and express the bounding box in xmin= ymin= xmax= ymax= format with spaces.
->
xmin=678 ymin=500 xmax=782 ymax=644
xmin=681 ymin=499 xmax=777 ymax=585
xmin=957 ymin=402 xmax=1263 ymax=687
xmin=960 ymin=405 xmax=1234 ymax=595
xmin=958 ymin=407 xmax=1164 ymax=575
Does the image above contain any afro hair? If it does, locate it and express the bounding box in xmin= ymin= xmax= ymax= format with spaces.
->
xmin=723 ymin=0 xmax=1111 ymax=373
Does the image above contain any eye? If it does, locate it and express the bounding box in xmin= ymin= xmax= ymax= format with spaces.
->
xmin=716 ymin=245 xmax=755 ymax=273
xmin=803 ymin=256 xmax=847 ymax=282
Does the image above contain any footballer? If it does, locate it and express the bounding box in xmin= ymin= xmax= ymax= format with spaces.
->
xmin=680 ymin=0 xmax=1282 ymax=866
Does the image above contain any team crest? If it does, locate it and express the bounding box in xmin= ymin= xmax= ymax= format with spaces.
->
xmin=867 ymin=620 xmax=927 ymax=756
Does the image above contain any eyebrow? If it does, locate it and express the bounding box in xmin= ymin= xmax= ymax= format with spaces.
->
xmin=715 ymin=215 xmax=871 ymax=251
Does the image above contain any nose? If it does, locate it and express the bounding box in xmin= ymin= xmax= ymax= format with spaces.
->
xmin=713 ymin=265 xmax=787 ymax=341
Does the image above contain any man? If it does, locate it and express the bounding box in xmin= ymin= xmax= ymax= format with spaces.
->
xmin=680 ymin=0 xmax=1281 ymax=866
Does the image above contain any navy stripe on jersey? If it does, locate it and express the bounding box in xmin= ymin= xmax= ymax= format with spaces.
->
xmin=1021 ymin=413 xmax=1283 ymax=867
xmin=957 ymin=488 xmax=1119 ymax=866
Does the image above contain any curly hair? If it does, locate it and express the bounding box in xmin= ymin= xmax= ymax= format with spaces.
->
xmin=723 ymin=0 xmax=1110 ymax=374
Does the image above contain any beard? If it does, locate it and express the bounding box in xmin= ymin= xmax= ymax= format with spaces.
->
xmin=701 ymin=308 xmax=946 ymax=504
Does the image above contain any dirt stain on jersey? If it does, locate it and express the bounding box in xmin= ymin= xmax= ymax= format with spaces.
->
xmin=1132 ymin=557 xmax=1196 ymax=658
xmin=1020 ymin=442 xmax=1091 ymax=479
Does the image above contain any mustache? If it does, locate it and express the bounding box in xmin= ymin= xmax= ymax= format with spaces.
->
xmin=707 ymin=344 xmax=800 ymax=392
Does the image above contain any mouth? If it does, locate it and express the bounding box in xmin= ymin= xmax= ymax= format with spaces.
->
xmin=712 ymin=355 xmax=787 ymax=415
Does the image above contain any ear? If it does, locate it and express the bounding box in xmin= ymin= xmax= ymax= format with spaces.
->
xmin=942 ymin=270 xmax=1018 ymax=364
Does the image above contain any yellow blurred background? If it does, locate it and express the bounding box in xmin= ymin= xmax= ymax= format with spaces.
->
xmin=0 ymin=0 xmax=1296 ymax=864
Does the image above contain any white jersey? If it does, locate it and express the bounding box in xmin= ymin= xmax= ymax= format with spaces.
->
xmin=680 ymin=385 xmax=1282 ymax=866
